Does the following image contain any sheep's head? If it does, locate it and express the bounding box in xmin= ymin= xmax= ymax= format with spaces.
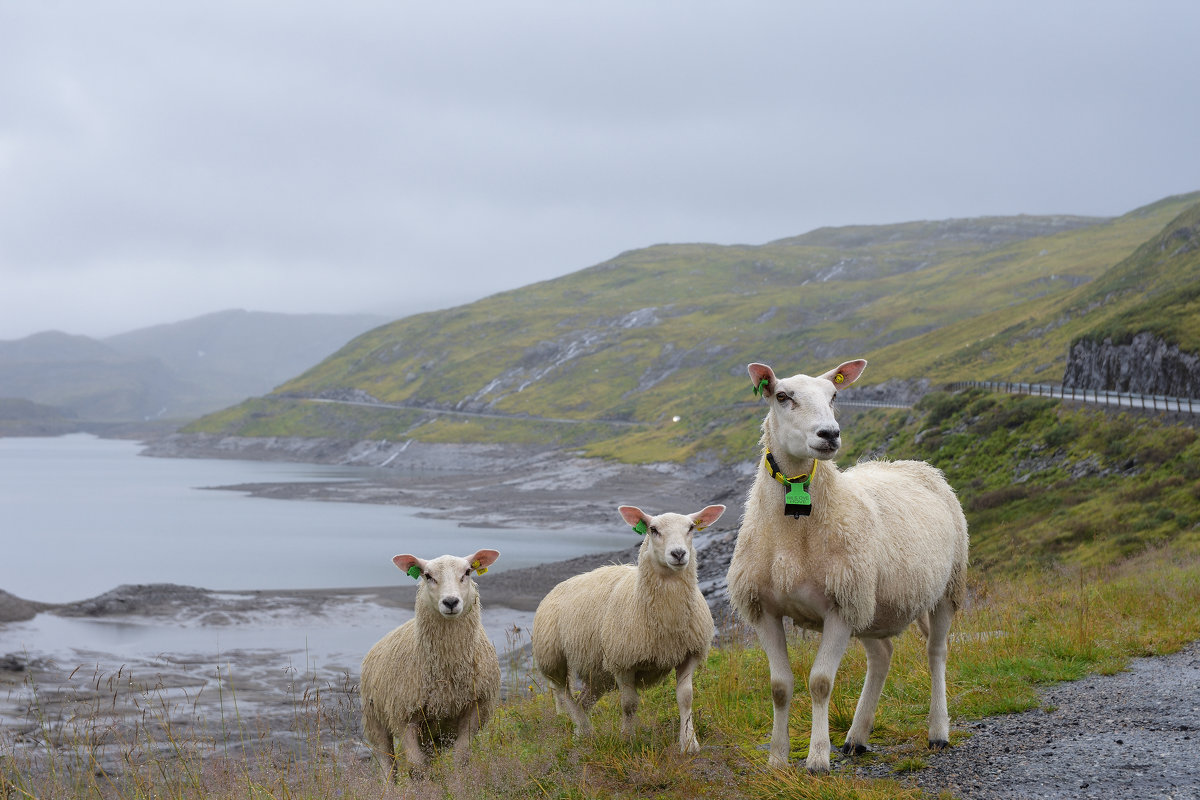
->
xmin=748 ymin=359 xmax=867 ymax=463
xmin=392 ymin=549 xmax=500 ymax=619
xmin=619 ymin=505 xmax=725 ymax=574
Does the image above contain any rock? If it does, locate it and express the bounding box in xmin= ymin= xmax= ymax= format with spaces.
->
xmin=1064 ymin=332 xmax=1200 ymax=398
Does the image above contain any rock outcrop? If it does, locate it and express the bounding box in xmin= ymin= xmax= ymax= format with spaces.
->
xmin=1063 ymin=332 xmax=1200 ymax=398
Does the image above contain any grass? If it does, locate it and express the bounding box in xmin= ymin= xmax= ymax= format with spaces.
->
xmin=5 ymin=552 xmax=1200 ymax=800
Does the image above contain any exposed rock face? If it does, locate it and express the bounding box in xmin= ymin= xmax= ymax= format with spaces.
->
xmin=1063 ymin=332 xmax=1200 ymax=398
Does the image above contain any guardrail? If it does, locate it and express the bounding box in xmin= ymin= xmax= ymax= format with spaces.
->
xmin=946 ymin=381 xmax=1199 ymax=414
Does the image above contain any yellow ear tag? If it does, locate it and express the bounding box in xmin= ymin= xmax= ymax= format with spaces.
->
xmin=472 ymin=560 xmax=488 ymax=575
xmin=834 ymin=373 xmax=845 ymax=383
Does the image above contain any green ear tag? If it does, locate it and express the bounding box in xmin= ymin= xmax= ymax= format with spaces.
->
xmin=753 ymin=377 xmax=769 ymax=397
xmin=632 ymin=520 xmax=648 ymax=535
xmin=406 ymin=565 xmax=422 ymax=580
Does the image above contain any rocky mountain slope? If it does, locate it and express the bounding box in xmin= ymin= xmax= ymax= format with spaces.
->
xmin=186 ymin=191 xmax=1200 ymax=463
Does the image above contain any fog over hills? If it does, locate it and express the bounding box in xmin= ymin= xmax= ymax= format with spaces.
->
xmin=0 ymin=310 xmax=387 ymax=426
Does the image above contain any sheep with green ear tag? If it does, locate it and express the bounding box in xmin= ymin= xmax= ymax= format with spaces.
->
xmin=531 ymin=503 xmax=725 ymax=753
xmin=728 ymin=359 xmax=969 ymax=774
xmin=360 ymin=549 xmax=501 ymax=781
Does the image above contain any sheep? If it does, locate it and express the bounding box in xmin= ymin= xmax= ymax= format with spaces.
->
xmin=360 ymin=549 xmax=501 ymax=780
xmin=726 ymin=359 xmax=969 ymax=773
xmin=531 ymin=503 xmax=725 ymax=753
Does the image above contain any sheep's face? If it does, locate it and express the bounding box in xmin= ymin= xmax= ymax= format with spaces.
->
xmin=619 ymin=505 xmax=725 ymax=574
xmin=392 ymin=549 xmax=500 ymax=619
xmin=749 ymin=360 xmax=867 ymax=463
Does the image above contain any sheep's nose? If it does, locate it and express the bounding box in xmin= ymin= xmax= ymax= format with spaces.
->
xmin=816 ymin=427 xmax=840 ymax=443
xmin=441 ymin=596 xmax=461 ymax=612
xmin=669 ymin=548 xmax=688 ymax=563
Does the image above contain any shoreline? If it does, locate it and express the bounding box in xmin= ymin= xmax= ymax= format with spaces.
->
xmin=1 ymin=437 xmax=750 ymax=772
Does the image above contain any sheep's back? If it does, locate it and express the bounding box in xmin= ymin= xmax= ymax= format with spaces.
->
xmin=839 ymin=458 xmax=968 ymax=618
xmin=533 ymin=565 xmax=632 ymax=681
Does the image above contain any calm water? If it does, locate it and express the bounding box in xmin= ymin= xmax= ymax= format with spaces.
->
xmin=0 ymin=434 xmax=631 ymax=603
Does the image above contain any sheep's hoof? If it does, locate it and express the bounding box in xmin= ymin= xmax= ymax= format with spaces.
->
xmin=928 ymin=738 xmax=949 ymax=751
xmin=840 ymin=741 xmax=868 ymax=756
xmin=767 ymin=753 xmax=790 ymax=770
xmin=804 ymin=752 xmax=832 ymax=774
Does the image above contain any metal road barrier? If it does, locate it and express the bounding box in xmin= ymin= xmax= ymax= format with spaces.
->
xmin=946 ymin=381 xmax=1199 ymax=415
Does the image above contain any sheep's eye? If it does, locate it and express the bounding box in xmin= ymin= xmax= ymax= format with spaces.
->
xmin=461 ymin=571 xmax=469 ymax=582
xmin=424 ymin=572 xmax=435 ymax=583
xmin=775 ymin=392 xmax=788 ymax=404
xmin=649 ymin=526 xmax=660 ymax=537
xmin=831 ymin=391 xmax=838 ymax=406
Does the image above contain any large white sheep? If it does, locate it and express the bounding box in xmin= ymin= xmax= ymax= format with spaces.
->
xmin=531 ymin=503 xmax=725 ymax=753
xmin=360 ymin=549 xmax=501 ymax=779
xmin=726 ymin=359 xmax=969 ymax=773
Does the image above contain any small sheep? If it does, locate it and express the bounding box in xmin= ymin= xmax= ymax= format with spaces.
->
xmin=531 ymin=503 xmax=725 ymax=753
xmin=727 ymin=359 xmax=969 ymax=773
xmin=360 ymin=549 xmax=501 ymax=779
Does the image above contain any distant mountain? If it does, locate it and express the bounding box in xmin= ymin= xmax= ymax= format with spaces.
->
xmin=0 ymin=397 xmax=79 ymax=436
xmin=0 ymin=311 xmax=388 ymax=425
xmin=186 ymin=191 xmax=1200 ymax=463
xmin=104 ymin=309 xmax=389 ymax=410
xmin=0 ymin=331 xmax=188 ymax=422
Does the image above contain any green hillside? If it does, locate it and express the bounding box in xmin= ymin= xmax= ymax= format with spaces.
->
xmin=188 ymin=192 xmax=1200 ymax=462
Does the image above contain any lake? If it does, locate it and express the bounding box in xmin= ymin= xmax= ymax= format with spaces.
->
xmin=0 ymin=434 xmax=632 ymax=603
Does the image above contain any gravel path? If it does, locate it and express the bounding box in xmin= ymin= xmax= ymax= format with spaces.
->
xmin=855 ymin=639 xmax=1200 ymax=799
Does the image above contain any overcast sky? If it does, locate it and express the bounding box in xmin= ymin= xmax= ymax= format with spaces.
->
xmin=1 ymin=1 xmax=1198 ymax=341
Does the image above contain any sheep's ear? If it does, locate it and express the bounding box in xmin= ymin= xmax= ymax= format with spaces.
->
xmin=466 ymin=549 xmax=500 ymax=575
xmin=393 ymin=554 xmax=425 ymax=580
xmin=821 ymin=359 xmax=867 ymax=387
xmin=618 ymin=505 xmax=649 ymax=534
xmin=690 ymin=504 xmax=726 ymax=531
xmin=748 ymin=363 xmax=776 ymax=399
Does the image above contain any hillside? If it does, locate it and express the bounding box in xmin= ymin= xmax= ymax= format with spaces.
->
xmin=188 ymin=191 xmax=1200 ymax=463
xmin=0 ymin=311 xmax=386 ymax=424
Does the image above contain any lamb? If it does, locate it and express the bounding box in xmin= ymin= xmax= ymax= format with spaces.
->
xmin=531 ymin=503 xmax=725 ymax=753
xmin=726 ymin=359 xmax=969 ymax=773
xmin=360 ymin=549 xmax=501 ymax=779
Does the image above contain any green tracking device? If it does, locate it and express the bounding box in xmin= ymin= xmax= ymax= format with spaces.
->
xmin=407 ymin=565 xmax=422 ymax=580
xmin=633 ymin=520 xmax=648 ymax=535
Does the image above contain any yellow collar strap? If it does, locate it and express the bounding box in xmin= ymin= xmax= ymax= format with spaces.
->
xmin=764 ymin=450 xmax=815 ymax=486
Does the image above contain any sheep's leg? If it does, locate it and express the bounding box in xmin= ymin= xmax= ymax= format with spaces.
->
xmin=926 ymin=597 xmax=954 ymax=749
xmin=806 ymin=612 xmax=853 ymax=774
xmin=755 ymin=614 xmax=794 ymax=769
xmin=363 ymin=711 xmax=398 ymax=781
xmin=400 ymin=721 xmax=428 ymax=778
xmin=613 ymin=669 xmax=640 ymax=737
xmin=842 ymin=636 xmax=894 ymax=755
xmin=674 ymin=653 xmax=702 ymax=754
xmin=452 ymin=704 xmax=483 ymax=767
xmin=550 ymin=678 xmax=594 ymax=736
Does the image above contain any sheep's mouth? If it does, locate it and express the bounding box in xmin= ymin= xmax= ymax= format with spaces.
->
xmin=812 ymin=442 xmax=839 ymax=456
